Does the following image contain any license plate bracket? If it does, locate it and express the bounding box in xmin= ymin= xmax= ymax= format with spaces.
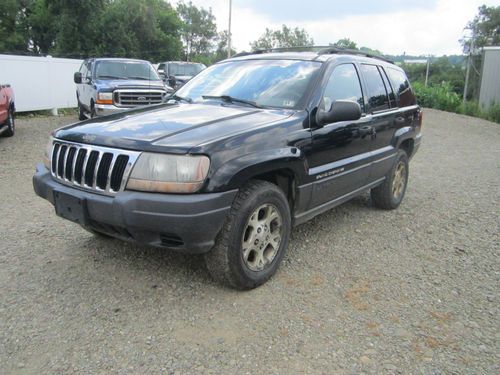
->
xmin=54 ymin=191 xmax=88 ymax=225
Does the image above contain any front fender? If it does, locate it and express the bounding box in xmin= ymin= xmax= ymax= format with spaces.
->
xmin=206 ymin=147 xmax=308 ymax=191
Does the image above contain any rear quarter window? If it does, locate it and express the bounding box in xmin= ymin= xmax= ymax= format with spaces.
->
xmin=385 ymin=67 xmax=416 ymax=107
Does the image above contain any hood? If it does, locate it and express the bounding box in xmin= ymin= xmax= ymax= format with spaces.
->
xmin=94 ymin=79 xmax=166 ymax=91
xmin=54 ymin=103 xmax=293 ymax=154
xmin=173 ymin=75 xmax=192 ymax=83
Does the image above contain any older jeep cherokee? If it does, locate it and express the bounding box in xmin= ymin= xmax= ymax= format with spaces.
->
xmin=33 ymin=47 xmax=422 ymax=289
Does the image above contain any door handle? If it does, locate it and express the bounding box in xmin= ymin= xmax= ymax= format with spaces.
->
xmin=358 ymin=125 xmax=376 ymax=139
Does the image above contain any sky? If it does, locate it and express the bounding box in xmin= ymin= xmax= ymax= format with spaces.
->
xmin=171 ymin=0 xmax=500 ymax=56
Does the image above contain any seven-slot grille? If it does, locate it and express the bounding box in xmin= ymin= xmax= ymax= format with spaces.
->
xmin=113 ymin=89 xmax=166 ymax=107
xmin=50 ymin=140 xmax=141 ymax=195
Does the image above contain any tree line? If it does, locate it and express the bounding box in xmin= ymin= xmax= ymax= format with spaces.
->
xmin=0 ymin=0 xmax=230 ymax=64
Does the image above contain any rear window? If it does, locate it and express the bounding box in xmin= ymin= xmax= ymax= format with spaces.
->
xmin=385 ymin=67 xmax=416 ymax=107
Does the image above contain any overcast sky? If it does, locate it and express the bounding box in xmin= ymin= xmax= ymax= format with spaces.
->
xmin=171 ymin=0 xmax=500 ymax=55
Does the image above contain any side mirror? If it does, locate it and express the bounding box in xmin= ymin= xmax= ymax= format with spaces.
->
xmin=316 ymin=100 xmax=362 ymax=126
xmin=74 ymin=72 xmax=82 ymax=84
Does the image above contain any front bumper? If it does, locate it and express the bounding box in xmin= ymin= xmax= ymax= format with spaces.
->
xmin=33 ymin=164 xmax=237 ymax=253
xmin=94 ymin=104 xmax=127 ymax=116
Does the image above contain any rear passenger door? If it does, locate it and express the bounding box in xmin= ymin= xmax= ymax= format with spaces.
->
xmin=358 ymin=64 xmax=398 ymax=181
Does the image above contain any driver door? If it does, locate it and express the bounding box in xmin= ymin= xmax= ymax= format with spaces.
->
xmin=307 ymin=63 xmax=373 ymax=208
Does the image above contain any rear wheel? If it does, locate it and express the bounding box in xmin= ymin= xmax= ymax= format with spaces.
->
xmin=205 ymin=180 xmax=291 ymax=290
xmin=371 ymin=149 xmax=409 ymax=209
xmin=2 ymin=109 xmax=15 ymax=137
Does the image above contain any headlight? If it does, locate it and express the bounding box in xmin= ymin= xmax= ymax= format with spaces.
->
xmin=43 ymin=137 xmax=53 ymax=170
xmin=126 ymin=153 xmax=210 ymax=193
xmin=96 ymin=92 xmax=113 ymax=105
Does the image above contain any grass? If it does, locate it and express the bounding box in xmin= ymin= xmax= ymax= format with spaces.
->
xmin=412 ymin=82 xmax=500 ymax=124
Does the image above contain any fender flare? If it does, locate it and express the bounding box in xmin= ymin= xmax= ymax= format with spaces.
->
xmin=207 ymin=147 xmax=307 ymax=191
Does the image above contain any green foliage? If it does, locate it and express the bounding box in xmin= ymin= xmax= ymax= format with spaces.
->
xmin=412 ymin=82 xmax=500 ymax=124
xmin=94 ymin=0 xmax=182 ymax=61
xmin=483 ymin=103 xmax=500 ymax=123
xmin=412 ymin=81 xmax=462 ymax=112
xmin=402 ymin=57 xmax=467 ymax=96
xmin=0 ymin=0 xmax=31 ymax=52
xmin=176 ymin=0 xmax=217 ymax=61
xmin=331 ymin=38 xmax=357 ymax=49
xmin=250 ymin=25 xmax=314 ymax=49
xmin=461 ymin=5 xmax=500 ymax=53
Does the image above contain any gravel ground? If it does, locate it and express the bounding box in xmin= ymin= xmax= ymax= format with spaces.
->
xmin=1 ymin=109 xmax=499 ymax=374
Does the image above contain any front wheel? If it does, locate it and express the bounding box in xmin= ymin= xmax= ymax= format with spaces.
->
xmin=205 ymin=180 xmax=291 ymax=290
xmin=2 ymin=109 xmax=15 ymax=137
xmin=371 ymin=149 xmax=409 ymax=209
xmin=78 ymin=102 xmax=87 ymax=121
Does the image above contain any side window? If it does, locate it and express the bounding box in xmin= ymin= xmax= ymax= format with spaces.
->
xmin=379 ymin=67 xmax=397 ymax=108
xmin=85 ymin=62 xmax=92 ymax=79
xmin=322 ymin=63 xmax=364 ymax=113
xmin=385 ymin=67 xmax=416 ymax=107
xmin=360 ymin=64 xmax=389 ymax=112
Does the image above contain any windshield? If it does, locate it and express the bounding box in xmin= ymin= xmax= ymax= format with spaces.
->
xmin=95 ymin=61 xmax=161 ymax=81
xmin=175 ymin=59 xmax=321 ymax=109
xmin=169 ymin=63 xmax=205 ymax=77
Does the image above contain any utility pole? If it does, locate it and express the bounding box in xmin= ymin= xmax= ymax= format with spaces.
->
xmin=227 ymin=0 xmax=232 ymax=59
xmin=424 ymin=57 xmax=430 ymax=87
xmin=463 ymin=35 xmax=474 ymax=103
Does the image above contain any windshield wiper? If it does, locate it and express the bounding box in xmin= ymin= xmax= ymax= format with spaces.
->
xmin=168 ymin=94 xmax=192 ymax=103
xmin=202 ymin=95 xmax=262 ymax=108
xmin=97 ymin=75 xmax=125 ymax=80
xmin=128 ymin=76 xmax=150 ymax=80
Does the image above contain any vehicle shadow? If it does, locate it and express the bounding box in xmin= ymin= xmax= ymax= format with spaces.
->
xmin=79 ymin=192 xmax=373 ymax=288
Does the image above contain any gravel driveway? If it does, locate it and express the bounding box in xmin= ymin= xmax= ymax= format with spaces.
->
xmin=1 ymin=109 xmax=498 ymax=374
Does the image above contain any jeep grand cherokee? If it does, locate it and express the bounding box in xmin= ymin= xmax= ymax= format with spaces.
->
xmin=34 ymin=47 xmax=422 ymax=289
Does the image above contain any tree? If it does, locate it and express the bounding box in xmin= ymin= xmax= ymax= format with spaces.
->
xmin=331 ymin=38 xmax=357 ymax=49
xmin=212 ymin=30 xmax=236 ymax=62
xmin=461 ymin=5 xmax=500 ymax=53
xmin=176 ymin=0 xmax=217 ymax=61
xmin=0 ymin=0 xmax=32 ymax=53
xmin=250 ymin=25 xmax=314 ymax=50
xmin=95 ymin=0 xmax=182 ymax=61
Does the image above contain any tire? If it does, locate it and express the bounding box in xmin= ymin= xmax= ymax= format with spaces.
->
xmin=205 ymin=180 xmax=291 ymax=290
xmin=90 ymin=101 xmax=96 ymax=118
xmin=78 ymin=102 xmax=87 ymax=121
xmin=1 ymin=108 xmax=15 ymax=137
xmin=371 ymin=149 xmax=409 ymax=210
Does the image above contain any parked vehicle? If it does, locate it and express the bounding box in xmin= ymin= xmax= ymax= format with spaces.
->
xmin=157 ymin=61 xmax=206 ymax=89
xmin=34 ymin=48 xmax=422 ymax=289
xmin=0 ymin=84 xmax=15 ymax=137
xmin=74 ymin=58 xmax=171 ymax=120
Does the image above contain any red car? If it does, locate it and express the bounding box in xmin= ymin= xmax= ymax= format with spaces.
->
xmin=0 ymin=84 xmax=15 ymax=137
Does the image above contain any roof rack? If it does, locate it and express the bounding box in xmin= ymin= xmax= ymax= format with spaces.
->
xmin=232 ymin=46 xmax=329 ymax=58
xmin=232 ymin=46 xmax=394 ymax=64
xmin=317 ymin=47 xmax=394 ymax=64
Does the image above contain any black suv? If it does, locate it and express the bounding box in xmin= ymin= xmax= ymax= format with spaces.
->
xmin=33 ymin=47 xmax=422 ymax=289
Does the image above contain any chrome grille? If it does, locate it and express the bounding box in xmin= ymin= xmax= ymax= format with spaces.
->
xmin=114 ymin=89 xmax=166 ymax=107
xmin=50 ymin=140 xmax=141 ymax=196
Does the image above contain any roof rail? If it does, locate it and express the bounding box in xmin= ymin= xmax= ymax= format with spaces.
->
xmin=316 ymin=47 xmax=394 ymax=64
xmin=232 ymin=46 xmax=331 ymax=58
xmin=232 ymin=46 xmax=394 ymax=64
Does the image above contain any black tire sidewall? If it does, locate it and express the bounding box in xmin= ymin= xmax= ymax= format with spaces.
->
xmin=226 ymin=186 xmax=291 ymax=288
xmin=8 ymin=110 xmax=14 ymax=132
